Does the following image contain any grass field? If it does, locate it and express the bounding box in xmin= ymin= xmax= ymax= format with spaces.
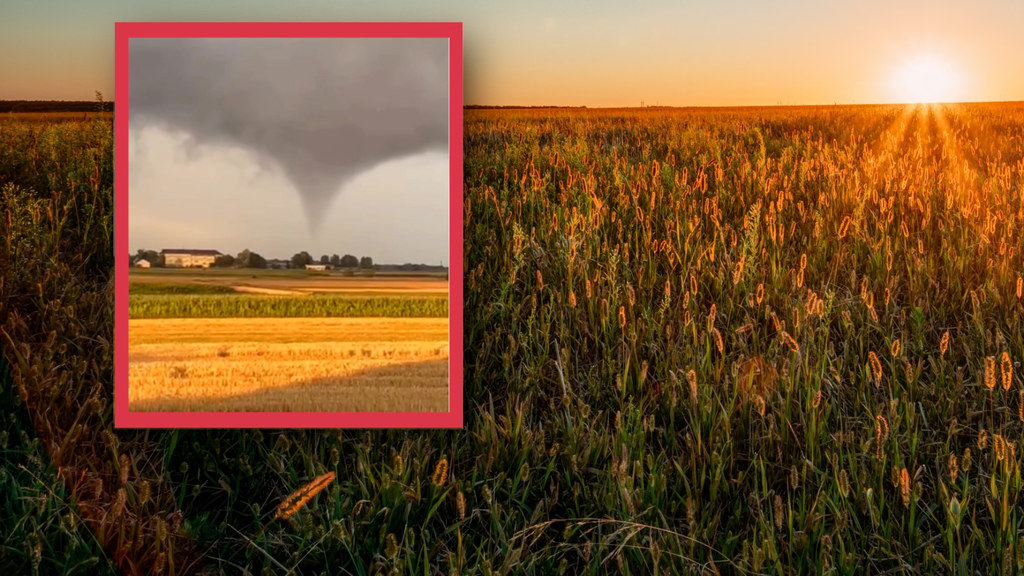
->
xmin=128 ymin=293 xmax=449 ymax=318
xmin=129 ymin=268 xmax=450 ymax=296
xmin=128 ymin=318 xmax=449 ymax=412
xmin=4 ymin=103 xmax=1024 ymax=573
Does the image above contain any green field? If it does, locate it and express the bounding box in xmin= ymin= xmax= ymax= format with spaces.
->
xmin=129 ymin=282 xmax=238 ymax=295
xmin=128 ymin=294 xmax=449 ymax=318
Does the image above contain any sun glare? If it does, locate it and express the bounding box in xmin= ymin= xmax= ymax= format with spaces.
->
xmin=891 ymin=55 xmax=963 ymax=104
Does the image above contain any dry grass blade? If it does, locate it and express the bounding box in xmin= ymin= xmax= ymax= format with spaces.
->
xmin=275 ymin=471 xmax=336 ymax=521
xmin=254 ymin=472 xmax=336 ymax=537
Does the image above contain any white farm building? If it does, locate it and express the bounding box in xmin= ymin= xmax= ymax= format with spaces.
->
xmin=160 ymin=248 xmax=222 ymax=268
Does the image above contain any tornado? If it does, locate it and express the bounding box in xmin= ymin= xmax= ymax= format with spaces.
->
xmin=128 ymin=37 xmax=449 ymax=233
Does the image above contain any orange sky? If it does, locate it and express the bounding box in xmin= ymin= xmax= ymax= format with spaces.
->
xmin=3 ymin=0 xmax=1024 ymax=106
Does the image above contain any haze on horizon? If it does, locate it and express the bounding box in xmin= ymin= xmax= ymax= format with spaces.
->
xmin=4 ymin=0 xmax=1024 ymax=107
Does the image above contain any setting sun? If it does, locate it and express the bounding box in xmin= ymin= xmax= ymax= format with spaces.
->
xmin=891 ymin=55 xmax=964 ymax=103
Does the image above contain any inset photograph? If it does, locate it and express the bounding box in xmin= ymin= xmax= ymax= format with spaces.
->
xmin=114 ymin=23 xmax=463 ymax=428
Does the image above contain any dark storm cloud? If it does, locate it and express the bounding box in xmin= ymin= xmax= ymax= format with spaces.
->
xmin=129 ymin=37 xmax=449 ymax=232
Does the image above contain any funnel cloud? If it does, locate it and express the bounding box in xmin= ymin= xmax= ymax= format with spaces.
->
xmin=129 ymin=37 xmax=449 ymax=232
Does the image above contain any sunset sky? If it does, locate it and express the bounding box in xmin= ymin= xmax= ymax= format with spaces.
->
xmin=4 ymin=0 xmax=1024 ymax=106
xmin=7 ymin=0 xmax=1024 ymax=262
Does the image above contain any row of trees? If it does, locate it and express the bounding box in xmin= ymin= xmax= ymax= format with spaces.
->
xmin=217 ymin=249 xmax=268 ymax=269
xmin=288 ymin=251 xmax=373 ymax=269
xmin=130 ymin=249 xmax=373 ymax=270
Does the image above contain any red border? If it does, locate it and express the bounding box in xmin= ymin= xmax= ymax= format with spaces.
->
xmin=114 ymin=22 xmax=463 ymax=429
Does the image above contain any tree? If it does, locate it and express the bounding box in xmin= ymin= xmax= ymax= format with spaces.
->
xmin=214 ymin=254 xmax=235 ymax=268
xmin=330 ymin=254 xmax=341 ymax=267
xmin=291 ymin=251 xmax=314 ymax=268
xmin=236 ymin=249 xmax=267 ymax=269
xmin=320 ymin=254 xmax=330 ymax=265
xmin=340 ymin=254 xmax=359 ymax=268
xmin=135 ymin=248 xmax=160 ymax=267
xmin=360 ymin=256 xmax=374 ymax=269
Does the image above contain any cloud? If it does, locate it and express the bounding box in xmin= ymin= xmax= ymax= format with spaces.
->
xmin=128 ymin=36 xmax=449 ymax=232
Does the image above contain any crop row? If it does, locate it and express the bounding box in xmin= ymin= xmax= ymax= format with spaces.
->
xmin=128 ymin=294 xmax=449 ymax=318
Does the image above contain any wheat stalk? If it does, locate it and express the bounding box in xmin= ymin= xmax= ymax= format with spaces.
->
xmin=254 ymin=472 xmax=336 ymax=537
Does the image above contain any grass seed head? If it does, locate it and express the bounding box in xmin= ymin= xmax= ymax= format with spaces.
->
xmin=139 ymin=480 xmax=151 ymax=506
xmin=868 ymin=351 xmax=883 ymax=385
xmin=940 ymin=331 xmax=950 ymax=356
xmin=890 ymin=339 xmax=901 ymax=358
xmin=686 ymin=369 xmax=699 ymax=402
xmin=899 ymin=468 xmax=911 ymax=508
xmin=119 ymin=453 xmax=130 ymax=485
xmin=432 ymin=458 xmax=449 ymax=487
xmin=456 ymin=491 xmax=466 ymax=521
xmin=275 ymin=472 xmax=336 ymax=522
xmin=385 ymin=533 xmax=399 ymax=559
xmin=1019 ymin=390 xmax=1024 ymax=422
xmin=985 ymin=356 xmax=997 ymax=390
xmin=876 ymin=414 xmax=889 ymax=459
xmin=1001 ymin=352 xmax=1013 ymax=390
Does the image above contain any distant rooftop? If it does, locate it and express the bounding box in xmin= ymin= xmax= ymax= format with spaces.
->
xmin=159 ymin=249 xmax=222 ymax=256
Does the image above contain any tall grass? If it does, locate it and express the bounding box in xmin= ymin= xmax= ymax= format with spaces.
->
xmin=5 ymin=103 xmax=1024 ymax=573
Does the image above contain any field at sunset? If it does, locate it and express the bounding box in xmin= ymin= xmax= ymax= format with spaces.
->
xmin=5 ymin=100 xmax=1024 ymax=573
xmin=461 ymin=102 xmax=1024 ymax=573
xmin=5 ymin=0 xmax=1024 ymax=570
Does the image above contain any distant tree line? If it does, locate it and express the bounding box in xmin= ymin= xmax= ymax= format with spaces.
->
xmin=0 ymin=100 xmax=114 ymax=113
xmin=130 ymin=249 xmax=375 ymax=270
xmin=464 ymin=104 xmax=587 ymax=110
xmin=285 ymin=251 xmax=372 ymax=269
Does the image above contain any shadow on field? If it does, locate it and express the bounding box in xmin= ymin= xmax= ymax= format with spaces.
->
xmin=130 ymin=357 xmax=450 ymax=413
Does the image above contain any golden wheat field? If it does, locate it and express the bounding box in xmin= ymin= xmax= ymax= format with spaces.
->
xmin=128 ymin=318 xmax=449 ymax=412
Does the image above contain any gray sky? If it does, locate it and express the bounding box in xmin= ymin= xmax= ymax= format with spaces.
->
xmin=128 ymin=37 xmax=450 ymax=264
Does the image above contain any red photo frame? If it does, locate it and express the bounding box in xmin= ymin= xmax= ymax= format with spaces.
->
xmin=114 ymin=22 xmax=463 ymax=428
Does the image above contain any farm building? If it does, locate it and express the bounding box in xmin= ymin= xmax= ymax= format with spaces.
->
xmin=134 ymin=258 xmax=152 ymax=268
xmin=305 ymin=264 xmax=331 ymax=271
xmin=161 ymin=248 xmax=222 ymax=268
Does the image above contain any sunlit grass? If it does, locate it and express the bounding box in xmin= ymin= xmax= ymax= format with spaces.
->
xmin=5 ymin=102 xmax=1024 ymax=573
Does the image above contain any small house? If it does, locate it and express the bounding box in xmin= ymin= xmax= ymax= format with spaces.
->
xmin=134 ymin=258 xmax=152 ymax=268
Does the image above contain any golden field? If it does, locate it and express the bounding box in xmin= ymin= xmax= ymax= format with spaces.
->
xmin=128 ymin=318 xmax=449 ymax=412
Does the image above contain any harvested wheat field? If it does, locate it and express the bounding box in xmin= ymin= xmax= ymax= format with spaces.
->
xmin=128 ymin=318 xmax=449 ymax=412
